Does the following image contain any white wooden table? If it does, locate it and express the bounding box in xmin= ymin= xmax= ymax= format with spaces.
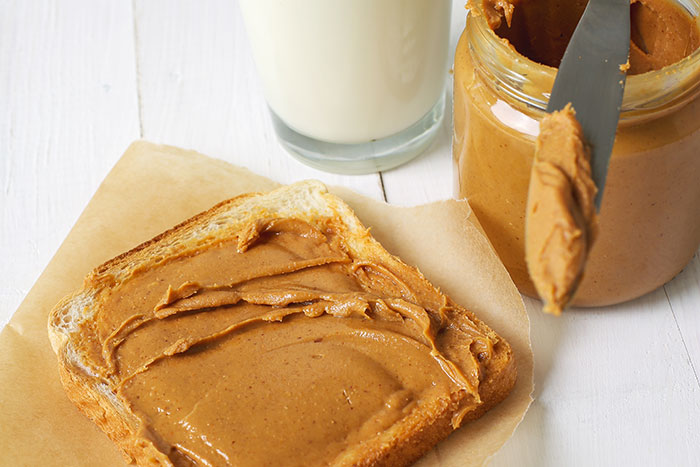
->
xmin=2 ymin=1 xmax=699 ymax=465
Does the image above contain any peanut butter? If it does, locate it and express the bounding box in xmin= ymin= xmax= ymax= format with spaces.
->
xmin=525 ymin=106 xmax=597 ymax=315
xmin=484 ymin=0 xmax=700 ymax=74
xmin=69 ymin=217 xmax=499 ymax=465
xmin=455 ymin=0 xmax=700 ymax=306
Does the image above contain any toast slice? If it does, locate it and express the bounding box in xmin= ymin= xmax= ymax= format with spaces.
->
xmin=48 ymin=180 xmax=516 ymax=466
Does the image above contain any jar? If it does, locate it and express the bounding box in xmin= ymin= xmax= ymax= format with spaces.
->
xmin=453 ymin=1 xmax=700 ymax=307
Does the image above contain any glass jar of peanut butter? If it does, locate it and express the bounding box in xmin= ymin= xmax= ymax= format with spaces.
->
xmin=454 ymin=0 xmax=700 ymax=307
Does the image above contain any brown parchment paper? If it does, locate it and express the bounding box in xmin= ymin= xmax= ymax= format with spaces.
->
xmin=0 ymin=141 xmax=532 ymax=466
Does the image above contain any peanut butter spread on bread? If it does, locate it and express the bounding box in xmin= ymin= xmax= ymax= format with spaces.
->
xmin=62 ymin=202 xmax=512 ymax=466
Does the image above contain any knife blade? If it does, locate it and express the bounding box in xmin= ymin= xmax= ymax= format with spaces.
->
xmin=547 ymin=0 xmax=631 ymax=211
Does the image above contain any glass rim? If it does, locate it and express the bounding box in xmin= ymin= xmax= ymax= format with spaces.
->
xmin=465 ymin=1 xmax=700 ymax=120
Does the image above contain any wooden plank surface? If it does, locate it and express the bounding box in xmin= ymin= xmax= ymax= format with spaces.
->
xmin=665 ymin=252 xmax=700 ymax=389
xmin=2 ymin=0 xmax=699 ymax=465
xmin=493 ymin=292 xmax=700 ymax=466
xmin=0 ymin=0 xmax=140 ymax=326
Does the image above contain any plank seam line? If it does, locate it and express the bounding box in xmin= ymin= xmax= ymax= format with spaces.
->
xmin=131 ymin=0 xmax=144 ymax=138
xmin=664 ymin=285 xmax=700 ymax=389
xmin=378 ymin=172 xmax=387 ymax=202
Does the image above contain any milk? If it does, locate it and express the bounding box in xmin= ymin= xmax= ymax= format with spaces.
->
xmin=239 ymin=0 xmax=451 ymax=144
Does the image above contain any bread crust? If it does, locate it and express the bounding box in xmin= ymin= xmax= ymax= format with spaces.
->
xmin=48 ymin=180 xmax=516 ymax=466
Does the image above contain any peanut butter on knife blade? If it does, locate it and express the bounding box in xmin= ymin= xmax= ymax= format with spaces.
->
xmin=525 ymin=106 xmax=598 ymax=315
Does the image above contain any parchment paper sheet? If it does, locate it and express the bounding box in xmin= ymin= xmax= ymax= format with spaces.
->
xmin=0 ymin=141 xmax=533 ymax=466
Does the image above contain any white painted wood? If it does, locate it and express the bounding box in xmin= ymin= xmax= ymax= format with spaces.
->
xmin=132 ymin=0 xmax=384 ymax=202
xmin=2 ymin=0 xmax=700 ymax=465
xmin=492 ymin=292 xmax=700 ymax=467
xmin=664 ymin=252 xmax=700 ymax=387
xmin=0 ymin=0 xmax=140 ymax=327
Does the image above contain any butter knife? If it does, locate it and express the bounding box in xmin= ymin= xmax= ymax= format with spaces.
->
xmin=547 ymin=0 xmax=631 ymax=210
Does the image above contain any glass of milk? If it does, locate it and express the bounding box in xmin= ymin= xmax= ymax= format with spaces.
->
xmin=239 ymin=0 xmax=451 ymax=174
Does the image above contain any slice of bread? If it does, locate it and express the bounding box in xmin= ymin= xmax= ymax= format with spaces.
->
xmin=48 ymin=180 xmax=516 ymax=466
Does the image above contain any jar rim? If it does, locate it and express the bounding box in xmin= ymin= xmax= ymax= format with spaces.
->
xmin=465 ymin=1 xmax=700 ymax=119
